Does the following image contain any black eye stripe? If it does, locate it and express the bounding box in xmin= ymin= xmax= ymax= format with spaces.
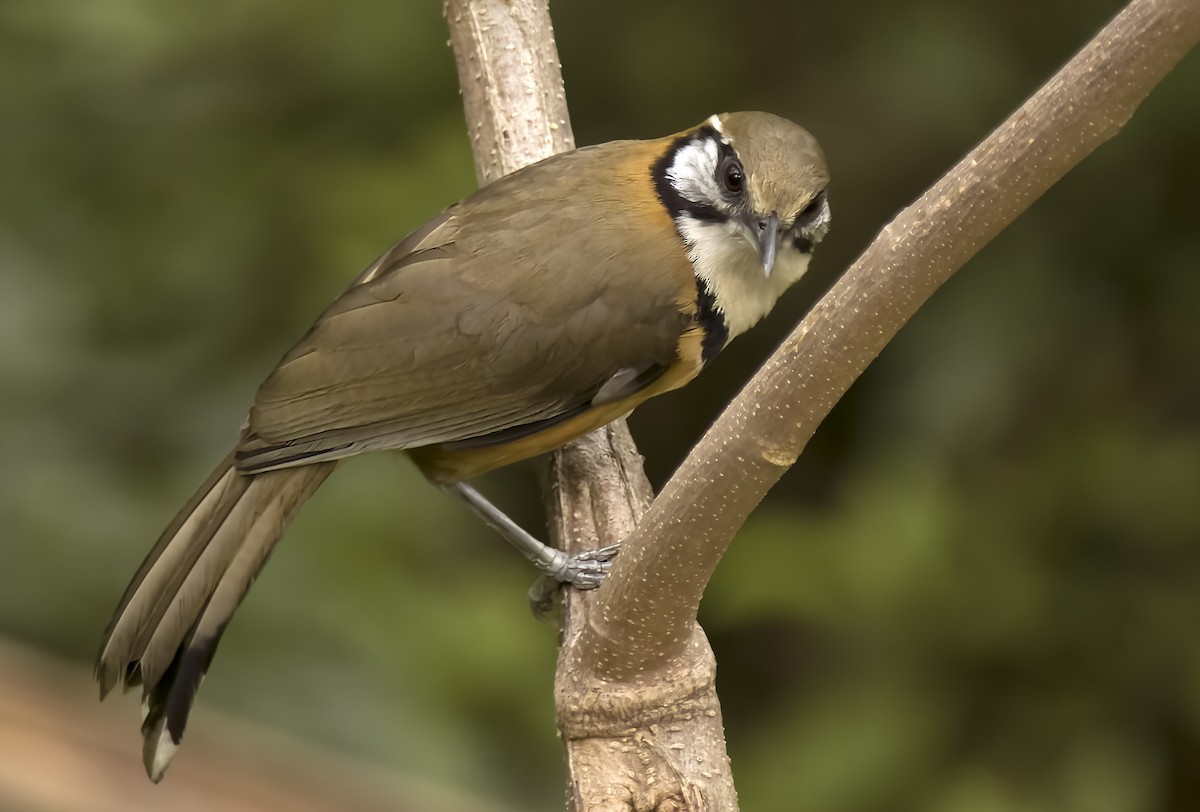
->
xmin=797 ymin=189 xmax=827 ymax=223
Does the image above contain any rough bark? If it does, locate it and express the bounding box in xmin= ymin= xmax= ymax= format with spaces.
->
xmin=445 ymin=0 xmax=574 ymax=180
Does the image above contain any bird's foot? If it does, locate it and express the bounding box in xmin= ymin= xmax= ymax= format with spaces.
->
xmin=528 ymin=543 xmax=622 ymax=617
xmin=555 ymin=543 xmax=622 ymax=588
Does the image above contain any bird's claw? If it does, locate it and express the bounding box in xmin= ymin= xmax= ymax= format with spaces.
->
xmin=528 ymin=543 xmax=623 ymax=617
xmin=563 ymin=543 xmax=621 ymax=585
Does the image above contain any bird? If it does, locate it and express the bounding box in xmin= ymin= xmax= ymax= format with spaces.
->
xmin=95 ymin=111 xmax=831 ymax=782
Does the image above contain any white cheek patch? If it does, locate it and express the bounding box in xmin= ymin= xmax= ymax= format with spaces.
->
xmin=666 ymin=138 xmax=723 ymax=209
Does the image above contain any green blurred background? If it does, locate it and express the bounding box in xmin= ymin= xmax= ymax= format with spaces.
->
xmin=2 ymin=0 xmax=1199 ymax=809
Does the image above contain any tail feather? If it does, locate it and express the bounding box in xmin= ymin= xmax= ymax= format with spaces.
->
xmin=135 ymin=471 xmax=294 ymax=691
xmin=96 ymin=454 xmax=248 ymax=697
xmin=95 ymin=453 xmax=335 ymax=782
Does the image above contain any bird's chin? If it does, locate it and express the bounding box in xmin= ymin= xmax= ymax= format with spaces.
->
xmin=735 ymin=227 xmax=771 ymax=275
xmin=729 ymin=224 xmax=768 ymax=268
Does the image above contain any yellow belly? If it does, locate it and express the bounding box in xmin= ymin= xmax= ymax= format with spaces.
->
xmin=408 ymin=337 xmax=702 ymax=483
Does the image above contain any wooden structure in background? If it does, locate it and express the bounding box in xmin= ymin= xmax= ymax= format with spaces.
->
xmin=0 ymin=638 xmax=514 ymax=812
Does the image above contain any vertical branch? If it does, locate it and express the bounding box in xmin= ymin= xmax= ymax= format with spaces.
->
xmin=444 ymin=1 xmax=733 ymax=808
xmin=445 ymin=0 xmax=574 ymax=184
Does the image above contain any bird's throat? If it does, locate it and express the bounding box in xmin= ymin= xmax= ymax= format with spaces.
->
xmin=678 ymin=216 xmax=810 ymax=339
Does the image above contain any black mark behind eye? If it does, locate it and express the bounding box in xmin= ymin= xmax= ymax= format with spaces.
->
xmin=797 ymin=189 xmax=827 ymax=223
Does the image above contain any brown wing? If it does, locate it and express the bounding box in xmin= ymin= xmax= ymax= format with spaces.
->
xmin=237 ymin=139 xmax=694 ymax=471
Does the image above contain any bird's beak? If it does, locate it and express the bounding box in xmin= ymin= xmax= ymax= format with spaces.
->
xmin=757 ymin=212 xmax=779 ymax=276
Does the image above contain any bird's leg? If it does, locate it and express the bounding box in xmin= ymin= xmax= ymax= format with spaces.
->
xmin=443 ymin=482 xmax=621 ymax=592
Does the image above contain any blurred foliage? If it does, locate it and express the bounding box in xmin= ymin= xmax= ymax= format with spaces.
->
xmin=1 ymin=0 xmax=1198 ymax=809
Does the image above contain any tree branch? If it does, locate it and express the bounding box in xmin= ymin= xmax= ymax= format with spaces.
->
xmin=445 ymin=0 xmax=574 ymax=183
xmin=445 ymin=1 xmax=699 ymax=808
xmin=576 ymin=0 xmax=1200 ymax=677
xmin=446 ymin=0 xmax=1199 ymax=808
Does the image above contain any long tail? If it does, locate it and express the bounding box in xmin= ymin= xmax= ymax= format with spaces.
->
xmin=94 ymin=452 xmax=335 ymax=782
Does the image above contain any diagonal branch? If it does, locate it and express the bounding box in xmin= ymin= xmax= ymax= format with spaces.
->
xmin=575 ymin=0 xmax=1200 ymax=677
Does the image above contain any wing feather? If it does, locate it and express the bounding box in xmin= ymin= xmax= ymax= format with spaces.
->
xmin=241 ymin=140 xmax=693 ymax=470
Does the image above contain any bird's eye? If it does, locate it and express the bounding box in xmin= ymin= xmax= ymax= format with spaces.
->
xmin=721 ymin=160 xmax=744 ymax=195
xmin=798 ymin=189 xmax=826 ymax=221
